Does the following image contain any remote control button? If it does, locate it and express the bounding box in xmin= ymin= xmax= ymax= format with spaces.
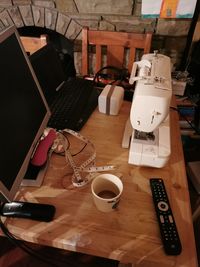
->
xmin=160 ymin=215 xmax=164 ymax=223
xmin=168 ymin=215 xmax=174 ymax=223
xmin=158 ymin=201 xmax=169 ymax=211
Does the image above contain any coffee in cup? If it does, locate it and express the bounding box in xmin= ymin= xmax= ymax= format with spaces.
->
xmin=91 ymin=173 xmax=123 ymax=212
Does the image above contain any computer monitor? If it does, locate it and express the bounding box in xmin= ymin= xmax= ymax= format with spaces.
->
xmin=0 ymin=26 xmax=51 ymax=202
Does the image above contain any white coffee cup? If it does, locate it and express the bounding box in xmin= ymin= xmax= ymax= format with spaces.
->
xmin=91 ymin=173 xmax=123 ymax=212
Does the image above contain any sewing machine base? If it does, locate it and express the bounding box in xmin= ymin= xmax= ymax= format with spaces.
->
xmin=122 ymin=117 xmax=171 ymax=168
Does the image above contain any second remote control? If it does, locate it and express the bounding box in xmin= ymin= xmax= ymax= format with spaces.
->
xmin=150 ymin=178 xmax=182 ymax=255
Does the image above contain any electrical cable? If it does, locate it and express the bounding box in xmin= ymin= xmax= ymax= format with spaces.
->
xmin=0 ymin=217 xmax=59 ymax=267
xmin=92 ymin=65 xmax=130 ymax=87
xmin=0 ymin=216 xmax=82 ymax=267
xmin=52 ymin=131 xmax=88 ymax=157
xmin=170 ymin=106 xmax=200 ymax=134
xmin=61 ymin=132 xmax=88 ymax=157
xmin=72 ymin=142 xmax=87 ymax=156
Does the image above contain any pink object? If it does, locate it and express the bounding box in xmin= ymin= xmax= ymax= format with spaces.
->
xmin=31 ymin=129 xmax=56 ymax=166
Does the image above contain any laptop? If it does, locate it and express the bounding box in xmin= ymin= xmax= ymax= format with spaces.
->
xmin=29 ymin=43 xmax=98 ymax=131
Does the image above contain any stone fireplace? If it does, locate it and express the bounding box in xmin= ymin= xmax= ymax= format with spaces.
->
xmin=0 ymin=0 xmax=193 ymax=73
xmin=0 ymin=1 xmax=85 ymax=74
xmin=0 ymin=1 xmax=82 ymax=40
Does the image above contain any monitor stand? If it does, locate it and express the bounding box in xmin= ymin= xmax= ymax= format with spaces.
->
xmin=21 ymin=160 xmax=49 ymax=187
xmin=22 ymin=128 xmax=55 ymax=187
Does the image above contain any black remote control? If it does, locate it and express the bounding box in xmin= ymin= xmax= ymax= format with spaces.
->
xmin=150 ymin=178 xmax=182 ymax=255
xmin=0 ymin=201 xmax=55 ymax=222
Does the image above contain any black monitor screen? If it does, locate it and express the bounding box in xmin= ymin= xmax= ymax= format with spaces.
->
xmin=0 ymin=26 xmax=50 ymax=201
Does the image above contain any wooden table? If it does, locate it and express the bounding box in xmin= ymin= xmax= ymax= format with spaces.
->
xmin=2 ymin=100 xmax=198 ymax=267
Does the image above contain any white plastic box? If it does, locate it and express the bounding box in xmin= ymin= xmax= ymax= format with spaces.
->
xmin=98 ymin=84 xmax=124 ymax=115
xmin=172 ymin=79 xmax=186 ymax=96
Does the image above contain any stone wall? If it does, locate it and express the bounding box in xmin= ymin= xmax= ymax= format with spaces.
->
xmin=55 ymin=0 xmax=192 ymax=71
xmin=0 ymin=0 xmax=193 ymax=73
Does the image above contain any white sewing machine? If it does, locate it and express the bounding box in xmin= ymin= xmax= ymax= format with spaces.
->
xmin=122 ymin=52 xmax=172 ymax=168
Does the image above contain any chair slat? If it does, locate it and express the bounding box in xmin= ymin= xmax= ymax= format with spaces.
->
xmin=95 ymin=45 xmax=102 ymax=74
xmin=81 ymin=27 xmax=152 ymax=76
xmin=107 ymin=45 xmax=124 ymax=69
xmin=128 ymin=47 xmax=136 ymax=74
xmin=82 ymin=27 xmax=89 ymax=76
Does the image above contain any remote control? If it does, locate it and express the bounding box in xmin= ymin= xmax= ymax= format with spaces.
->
xmin=150 ymin=178 xmax=182 ymax=255
xmin=0 ymin=201 xmax=55 ymax=222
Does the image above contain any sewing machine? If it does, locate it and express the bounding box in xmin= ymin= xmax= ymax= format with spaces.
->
xmin=122 ymin=52 xmax=172 ymax=168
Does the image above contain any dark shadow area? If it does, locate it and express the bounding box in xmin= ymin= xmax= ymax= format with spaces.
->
xmin=0 ymin=236 xmax=119 ymax=267
xmin=18 ymin=26 xmax=76 ymax=80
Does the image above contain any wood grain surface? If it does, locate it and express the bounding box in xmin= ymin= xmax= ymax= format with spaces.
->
xmin=1 ymin=98 xmax=198 ymax=267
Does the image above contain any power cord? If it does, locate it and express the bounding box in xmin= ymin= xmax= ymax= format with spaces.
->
xmin=170 ymin=106 xmax=200 ymax=134
xmin=93 ymin=65 xmax=130 ymax=86
xmin=0 ymin=216 xmax=82 ymax=267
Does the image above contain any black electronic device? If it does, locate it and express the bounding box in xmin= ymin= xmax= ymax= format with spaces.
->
xmin=29 ymin=44 xmax=99 ymax=131
xmin=0 ymin=201 xmax=55 ymax=222
xmin=150 ymin=178 xmax=182 ymax=255
xmin=0 ymin=25 xmax=57 ymax=222
xmin=47 ymin=77 xmax=99 ymax=131
xmin=0 ymin=25 xmax=51 ymax=202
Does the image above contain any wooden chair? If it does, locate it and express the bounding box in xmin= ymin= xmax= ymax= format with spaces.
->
xmin=81 ymin=27 xmax=152 ymax=76
xmin=20 ymin=35 xmax=48 ymax=55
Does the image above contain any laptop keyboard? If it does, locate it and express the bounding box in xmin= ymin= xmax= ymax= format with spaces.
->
xmin=47 ymin=78 xmax=99 ymax=131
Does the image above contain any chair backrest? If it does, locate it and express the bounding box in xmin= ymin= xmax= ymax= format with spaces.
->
xmin=81 ymin=27 xmax=152 ymax=76
xmin=20 ymin=35 xmax=48 ymax=55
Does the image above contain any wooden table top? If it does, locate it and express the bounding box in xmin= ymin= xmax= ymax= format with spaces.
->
xmin=2 ymin=99 xmax=198 ymax=267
